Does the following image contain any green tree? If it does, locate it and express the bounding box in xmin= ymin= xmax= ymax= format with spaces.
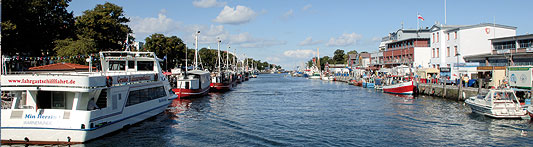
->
xmin=144 ymin=33 xmax=187 ymax=70
xmin=75 ymin=2 xmax=132 ymax=51
xmin=1 ymin=0 xmax=75 ymax=56
xmin=54 ymin=37 xmax=97 ymax=64
xmin=333 ymin=49 xmax=346 ymax=64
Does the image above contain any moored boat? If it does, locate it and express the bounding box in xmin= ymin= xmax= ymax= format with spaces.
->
xmin=169 ymin=69 xmax=211 ymax=98
xmin=0 ymin=51 xmax=176 ymax=144
xmin=465 ymin=89 xmax=527 ymax=119
xmin=383 ymin=81 xmax=414 ymax=95
xmin=210 ymin=71 xmax=234 ymax=92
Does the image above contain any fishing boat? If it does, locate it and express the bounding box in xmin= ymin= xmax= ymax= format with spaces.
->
xmin=465 ymin=89 xmax=527 ymax=119
xmin=169 ymin=69 xmax=210 ymax=98
xmin=210 ymin=39 xmax=234 ymax=92
xmin=383 ymin=81 xmax=414 ymax=95
xmin=169 ymin=31 xmax=211 ymax=98
xmin=1 ymin=51 xmax=176 ymax=144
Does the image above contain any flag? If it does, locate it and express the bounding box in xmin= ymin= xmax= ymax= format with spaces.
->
xmin=417 ymin=14 xmax=424 ymax=21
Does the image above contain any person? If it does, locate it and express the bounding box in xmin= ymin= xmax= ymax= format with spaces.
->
xmin=495 ymin=93 xmax=502 ymax=100
xmin=87 ymin=97 xmax=100 ymax=110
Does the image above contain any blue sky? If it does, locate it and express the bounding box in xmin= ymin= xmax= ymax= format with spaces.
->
xmin=68 ymin=0 xmax=533 ymax=69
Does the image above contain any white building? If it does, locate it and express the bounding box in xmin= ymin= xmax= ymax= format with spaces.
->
xmin=428 ymin=23 xmax=516 ymax=69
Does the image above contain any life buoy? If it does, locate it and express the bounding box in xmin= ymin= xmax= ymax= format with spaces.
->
xmin=106 ymin=76 xmax=113 ymax=87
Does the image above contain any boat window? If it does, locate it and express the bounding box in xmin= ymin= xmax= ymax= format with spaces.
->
xmin=126 ymin=86 xmax=166 ymax=107
xmin=109 ymin=61 xmax=126 ymax=71
xmin=96 ymin=89 xmax=108 ymax=109
xmin=137 ymin=61 xmax=154 ymax=71
xmin=37 ymin=91 xmax=52 ymax=109
xmin=52 ymin=91 xmax=66 ymax=109
xmin=494 ymin=92 xmax=515 ymax=100
xmin=128 ymin=61 xmax=135 ymax=69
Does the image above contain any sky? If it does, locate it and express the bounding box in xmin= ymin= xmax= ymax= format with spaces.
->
xmin=67 ymin=0 xmax=533 ymax=70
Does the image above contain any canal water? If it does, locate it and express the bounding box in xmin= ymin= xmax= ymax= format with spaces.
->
xmin=87 ymin=74 xmax=533 ymax=146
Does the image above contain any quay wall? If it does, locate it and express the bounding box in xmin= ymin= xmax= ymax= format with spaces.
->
xmin=416 ymin=83 xmax=489 ymax=101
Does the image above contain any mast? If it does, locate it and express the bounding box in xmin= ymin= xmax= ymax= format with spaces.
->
xmin=194 ymin=31 xmax=200 ymax=70
xmin=233 ymin=48 xmax=237 ymax=71
xmin=317 ymin=47 xmax=321 ymax=77
xmin=217 ymin=38 xmax=221 ymax=73
xmin=226 ymin=45 xmax=230 ymax=70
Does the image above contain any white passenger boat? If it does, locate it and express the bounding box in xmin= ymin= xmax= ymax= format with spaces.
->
xmin=1 ymin=51 xmax=177 ymax=144
xmin=465 ymin=89 xmax=527 ymax=119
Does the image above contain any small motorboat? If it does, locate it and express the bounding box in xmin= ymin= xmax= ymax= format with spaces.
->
xmin=465 ymin=89 xmax=527 ymax=119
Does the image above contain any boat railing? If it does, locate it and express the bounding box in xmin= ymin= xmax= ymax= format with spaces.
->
xmin=2 ymin=70 xmax=157 ymax=77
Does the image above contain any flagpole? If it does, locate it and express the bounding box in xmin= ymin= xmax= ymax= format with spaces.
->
xmin=417 ymin=12 xmax=419 ymax=30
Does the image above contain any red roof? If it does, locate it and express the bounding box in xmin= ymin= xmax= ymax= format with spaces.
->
xmin=29 ymin=63 xmax=96 ymax=71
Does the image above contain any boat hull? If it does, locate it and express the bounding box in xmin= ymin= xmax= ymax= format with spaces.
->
xmin=465 ymin=100 xmax=527 ymax=119
xmin=383 ymin=81 xmax=414 ymax=95
xmin=210 ymin=82 xmax=233 ymax=92
xmin=173 ymin=87 xmax=209 ymax=98
xmin=1 ymin=100 xmax=170 ymax=144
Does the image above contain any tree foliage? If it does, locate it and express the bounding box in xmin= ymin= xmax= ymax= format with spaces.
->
xmin=54 ymin=37 xmax=97 ymax=64
xmin=333 ymin=49 xmax=346 ymax=64
xmin=144 ymin=33 xmax=186 ymax=70
xmin=75 ymin=2 xmax=132 ymax=51
xmin=1 ymin=0 xmax=75 ymax=56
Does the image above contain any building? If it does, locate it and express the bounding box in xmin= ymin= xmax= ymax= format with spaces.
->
xmin=379 ymin=28 xmax=432 ymax=68
xmin=464 ymin=34 xmax=533 ymax=66
xmin=358 ymin=52 xmax=371 ymax=68
xmin=428 ymin=23 xmax=516 ymax=69
xmin=369 ymin=51 xmax=383 ymax=68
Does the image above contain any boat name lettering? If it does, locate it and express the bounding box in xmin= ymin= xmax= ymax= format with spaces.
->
xmin=23 ymin=120 xmax=52 ymax=125
xmin=25 ymin=114 xmax=59 ymax=119
xmin=117 ymin=77 xmax=129 ymax=83
xmin=130 ymin=75 xmax=152 ymax=82
xmin=7 ymin=79 xmax=76 ymax=85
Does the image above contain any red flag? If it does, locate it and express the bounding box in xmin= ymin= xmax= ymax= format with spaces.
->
xmin=417 ymin=14 xmax=424 ymax=21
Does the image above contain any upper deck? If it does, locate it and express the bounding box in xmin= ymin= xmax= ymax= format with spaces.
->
xmin=1 ymin=51 xmax=166 ymax=92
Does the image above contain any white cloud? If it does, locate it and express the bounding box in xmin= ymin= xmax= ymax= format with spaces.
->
xmin=299 ymin=37 xmax=323 ymax=46
xmin=192 ymin=0 xmax=226 ymax=8
xmin=129 ymin=9 xmax=182 ymax=39
xmin=326 ymin=33 xmax=363 ymax=47
xmin=266 ymin=56 xmax=282 ymax=63
xmin=213 ymin=5 xmax=257 ymax=25
xmin=302 ymin=4 xmax=312 ymax=11
xmin=240 ymin=39 xmax=287 ymax=48
xmin=283 ymin=49 xmax=316 ymax=58
xmin=129 ymin=9 xmax=278 ymax=49
xmin=281 ymin=9 xmax=294 ymax=20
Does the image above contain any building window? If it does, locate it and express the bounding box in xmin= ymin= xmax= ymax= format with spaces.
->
xmin=454 ymin=46 xmax=458 ymax=56
xmin=436 ymin=48 xmax=440 ymax=58
xmin=447 ymin=47 xmax=450 ymax=57
xmin=493 ymin=41 xmax=516 ymax=50
xmin=447 ymin=64 xmax=450 ymax=67
xmin=447 ymin=33 xmax=450 ymax=40
xmin=432 ymin=48 xmax=435 ymax=58
xmin=454 ymin=32 xmax=457 ymax=39
xmin=437 ymin=32 xmax=439 ymax=42
xmin=432 ymin=33 xmax=435 ymax=43
xmin=519 ymin=39 xmax=533 ymax=48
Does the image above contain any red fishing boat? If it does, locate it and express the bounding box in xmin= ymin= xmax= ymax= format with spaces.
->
xmin=383 ymin=80 xmax=414 ymax=95
xmin=210 ymin=71 xmax=234 ymax=92
xmin=169 ymin=69 xmax=211 ymax=98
